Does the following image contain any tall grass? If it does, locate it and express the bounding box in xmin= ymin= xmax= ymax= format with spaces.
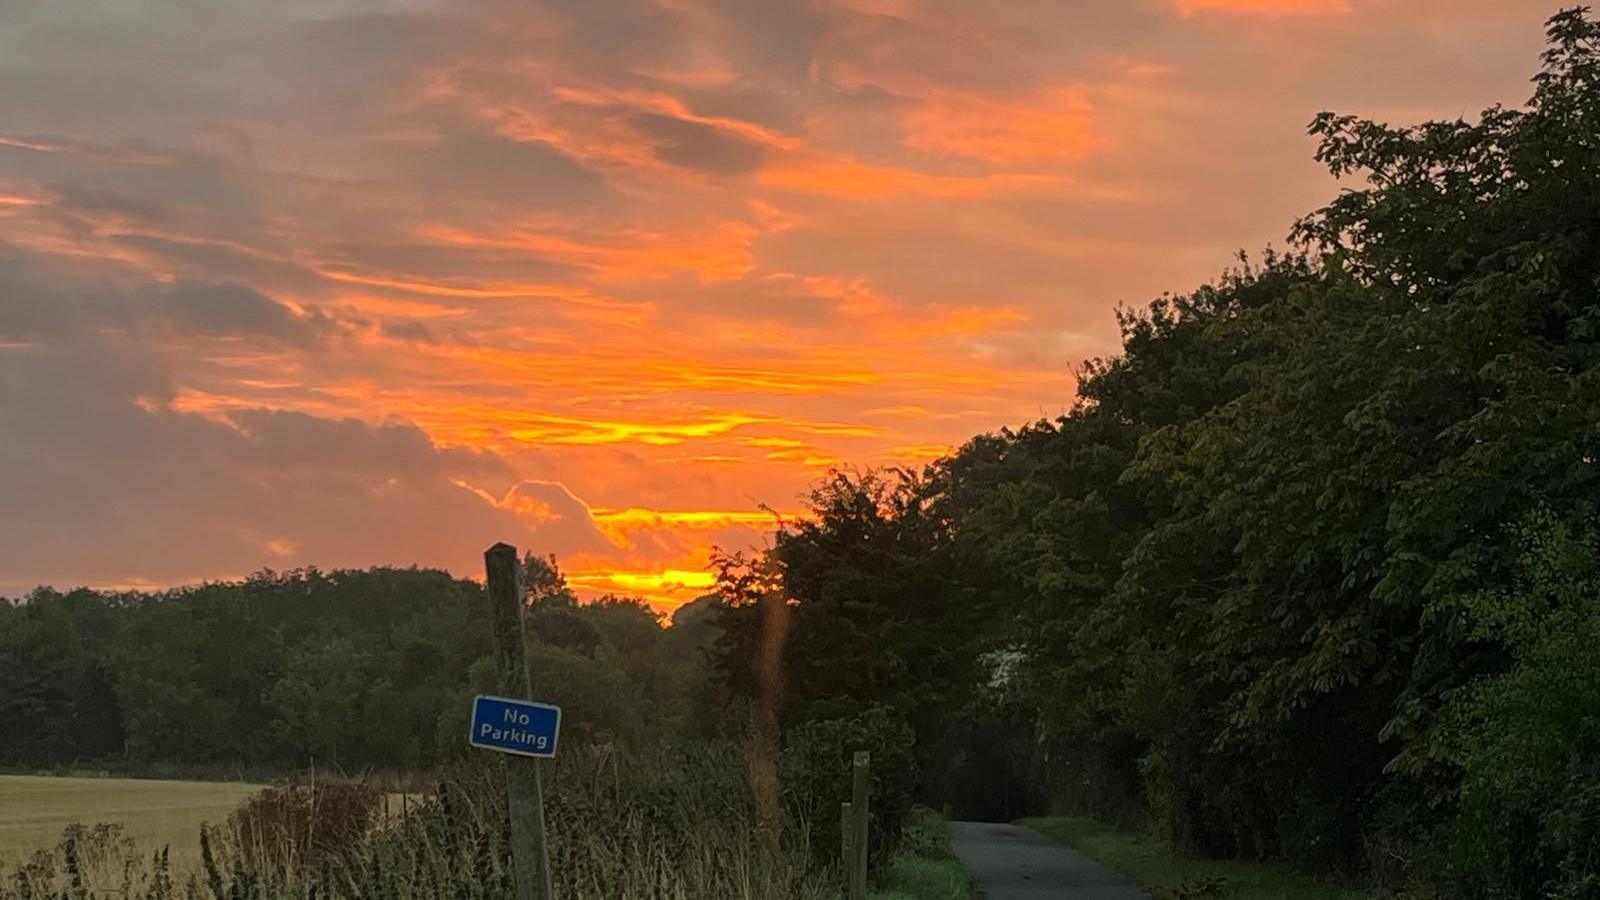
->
xmin=868 ymin=808 xmax=970 ymax=900
xmin=2 ymin=744 xmax=836 ymax=900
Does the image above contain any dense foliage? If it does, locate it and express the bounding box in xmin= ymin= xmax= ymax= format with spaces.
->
xmin=0 ymin=559 xmax=717 ymax=773
xmin=711 ymin=10 xmax=1600 ymax=898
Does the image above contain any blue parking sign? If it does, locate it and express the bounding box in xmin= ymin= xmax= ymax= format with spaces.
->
xmin=468 ymin=695 xmax=561 ymax=758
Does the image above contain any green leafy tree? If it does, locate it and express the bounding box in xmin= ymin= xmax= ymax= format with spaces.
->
xmin=1435 ymin=511 xmax=1600 ymax=898
xmin=0 ymin=589 xmax=124 ymax=764
xmin=265 ymin=635 xmax=381 ymax=767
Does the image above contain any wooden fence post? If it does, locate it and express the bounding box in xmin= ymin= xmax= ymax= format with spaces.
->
xmin=849 ymin=751 xmax=870 ymax=900
xmin=840 ymin=801 xmax=854 ymax=894
xmin=485 ymin=542 xmax=555 ymax=900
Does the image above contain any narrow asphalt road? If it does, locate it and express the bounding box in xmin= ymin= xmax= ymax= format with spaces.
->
xmin=948 ymin=822 xmax=1150 ymax=899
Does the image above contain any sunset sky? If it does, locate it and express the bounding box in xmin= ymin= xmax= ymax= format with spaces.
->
xmin=0 ymin=0 xmax=1555 ymax=608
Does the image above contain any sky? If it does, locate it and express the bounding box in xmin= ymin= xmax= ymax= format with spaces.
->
xmin=0 ymin=0 xmax=1558 ymax=609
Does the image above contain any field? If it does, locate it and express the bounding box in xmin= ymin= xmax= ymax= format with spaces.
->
xmin=0 ymin=774 xmax=263 ymax=873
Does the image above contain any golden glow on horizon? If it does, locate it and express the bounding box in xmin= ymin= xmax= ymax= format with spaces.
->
xmin=564 ymin=567 xmax=721 ymax=612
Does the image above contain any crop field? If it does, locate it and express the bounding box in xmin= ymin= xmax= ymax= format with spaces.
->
xmin=0 ymin=774 xmax=263 ymax=872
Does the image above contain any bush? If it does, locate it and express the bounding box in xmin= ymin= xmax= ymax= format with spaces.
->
xmin=229 ymin=778 xmax=384 ymax=868
xmin=780 ymin=706 xmax=918 ymax=869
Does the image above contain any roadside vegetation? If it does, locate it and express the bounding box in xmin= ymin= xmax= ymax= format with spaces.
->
xmin=2 ymin=748 xmax=834 ymax=900
xmin=1027 ymin=817 xmax=1367 ymax=900
xmin=869 ymin=809 xmax=971 ymax=900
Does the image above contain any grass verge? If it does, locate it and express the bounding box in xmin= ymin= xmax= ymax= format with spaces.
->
xmin=1024 ymin=817 xmax=1369 ymax=900
xmin=869 ymin=807 xmax=973 ymax=900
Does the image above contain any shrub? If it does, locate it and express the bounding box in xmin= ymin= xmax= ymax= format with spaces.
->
xmin=228 ymin=778 xmax=383 ymax=868
xmin=780 ymin=706 xmax=918 ymax=869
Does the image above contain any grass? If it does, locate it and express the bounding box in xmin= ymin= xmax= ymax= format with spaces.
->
xmin=1024 ymin=816 xmax=1370 ymax=900
xmin=2 ymin=747 xmax=837 ymax=900
xmin=0 ymin=773 xmax=263 ymax=873
xmin=870 ymin=807 xmax=973 ymax=900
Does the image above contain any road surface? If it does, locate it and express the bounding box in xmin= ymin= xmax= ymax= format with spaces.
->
xmin=948 ymin=821 xmax=1150 ymax=899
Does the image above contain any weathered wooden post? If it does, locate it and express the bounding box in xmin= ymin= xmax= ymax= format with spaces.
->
xmin=849 ymin=751 xmax=870 ymax=900
xmin=840 ymin=801 xmax=854 ymax=894
xmin=485 ymin=542 xmax=555 ymax=900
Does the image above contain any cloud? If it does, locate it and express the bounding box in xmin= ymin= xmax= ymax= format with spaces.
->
xmin=153 ymin=281 xmax=337 ymax=345
xmin=1173 ymin=0 xmax=1350 ymax=15
xmin=758 ymin=156 xmax=1059 ymax=198
xmin=408 ymin=128 xmax=609 ymax=211
xmin=0 ymin=0 xmax=1557 ymax=606
xmin=0 ymin=339 xmax=614 ymax=593
xmin=901 ymin=88 xmax=1099 ymax=162
xmin=0 ymin=251 xmax=330 ymax=346
xmin=0 ymin=258 xmax=610 ymax=593
xmin=630 ymin=112 xmax=767 ymax=174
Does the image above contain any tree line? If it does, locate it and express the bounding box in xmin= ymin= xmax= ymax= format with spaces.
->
xmin=0 ymin=559 xmax=722 ymax=774
xmin=712 ymin=10 xmax=1600 ymax=898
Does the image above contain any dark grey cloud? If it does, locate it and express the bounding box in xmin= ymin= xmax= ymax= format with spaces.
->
xmin=108 ymin=234 xmax=327 ymax=296
xmin=153 ymin=280 xmax=336 ymax=346
xmin=671 ymin=83 xmax=810 ymax=136
xmin=704 ymin=0 xmax=826 ymax=82
xmin=322 ymin=240 xmax=579 ymax=286
xmin=0 ymin=252 xmax=338 ymax=346
xmin=406 ymin=127 xmax=608 ymax=210
xmin=380 ymin=319 xmax=440 ymax=344
xmin=536 ymin=0 xmax=697 ymax=68
xmin=630 ymin=113 xmax=765 ymax=175
xmin=225 ymin=408 xmax=502 ymax=480
xmin=49 ymin=182 xmax=179 ymax=224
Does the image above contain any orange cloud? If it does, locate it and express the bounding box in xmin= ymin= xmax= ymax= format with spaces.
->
xmin=1174 ymin=0 xmax=1349 ymax=14
xmin=589 ymin=507 xmax=803 ymax=544
xmin=866 ymin=405 xmax=932 ymax=418
xmin=393 ymin=344 xmax=879 ymax=403
xmin=762 ymin=448 xmax=840 ymax=467
xmin=759 ymin=157 xmax=1060 ymax=198
xmin=547 ymin=84 xmax=799 ymax=153
xmin=421 ymin=221 xmax=759 ymax=283
xmin=316 ymin=267 xmax=576 ymax=300
xmin=903 ymin=88 xmax=1100 ymax=162
xmin=883 ymin=306 xmax=1029 ymax=340
xmin=260 ymin=538 xmax=301 ymax=558
xmin=880 ymin=443 xmax=953 ymax=462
